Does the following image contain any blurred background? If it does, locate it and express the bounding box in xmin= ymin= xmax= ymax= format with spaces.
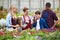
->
xmin=0 ymin=0 xmax=60 ymax=39
xmin=0 ymin=0 xmax=60 ymax=19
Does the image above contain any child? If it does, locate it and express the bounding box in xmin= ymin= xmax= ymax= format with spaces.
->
xmin=33 ymin=11 xmax=48 ymax=30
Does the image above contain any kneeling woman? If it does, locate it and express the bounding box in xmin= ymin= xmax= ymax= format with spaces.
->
xmin=33 ymin=11 xmax=48 ymax=30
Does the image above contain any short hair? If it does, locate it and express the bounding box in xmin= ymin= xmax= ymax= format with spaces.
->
xmin=46 ymin=2 xmax=51 ymax=7
xmin=35 ymin=11 xmax=41 ymax=15
xmin=23 ymin=7 xmax=28 ymax=12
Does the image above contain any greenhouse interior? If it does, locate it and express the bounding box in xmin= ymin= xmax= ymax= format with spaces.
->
xmin=0 ymin=0 xmax=60 ymax=40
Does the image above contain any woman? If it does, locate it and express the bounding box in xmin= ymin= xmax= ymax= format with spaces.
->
xmin=6 ymin=5 xmax=20 ymax=31
xmin=21 ymin=7 xmax=33 ymax=30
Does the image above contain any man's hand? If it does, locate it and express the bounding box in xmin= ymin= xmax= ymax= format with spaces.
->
xmin=51 ymin=20 xmax=58 ymax=29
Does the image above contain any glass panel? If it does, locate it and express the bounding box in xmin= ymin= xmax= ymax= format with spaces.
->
xmin=0 ymin=0 xmax=2 ymax=6
xmin=55 ymin=0 xmax=59 ymax=8
xmin=30 ymin=0 xmax=40 ymax=8
xmin=30 ymin=8 xmax=40 ymax=12
xmin=20 ymin=0 xmax=29 ymax=9
xmin=3 ymin=0 xmax=8 ymax=9
xmin=43 ymin=0 xmax=53 ymax=8
xmin=11 ymin=0 xmax=18 ymax=9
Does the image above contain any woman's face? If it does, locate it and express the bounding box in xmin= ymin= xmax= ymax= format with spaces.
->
xmin=12 ymin=7 xmax=17 ymax=13
xmin=25 ymin=10 xmax=29 ymax=15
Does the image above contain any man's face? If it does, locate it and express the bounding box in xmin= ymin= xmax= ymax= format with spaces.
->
xmin=46 ymin=6 xmax=50 ymax=10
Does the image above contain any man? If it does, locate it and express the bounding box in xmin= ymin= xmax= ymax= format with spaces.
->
xmin=41 ymin=2 xmax=58 ymax=28
xmin=33 ymin=11 xmax=48 ymax=30
xmin=6 ymin=5 xmax=19 ymax=31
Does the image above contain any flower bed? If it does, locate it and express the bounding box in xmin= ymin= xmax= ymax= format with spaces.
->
xmin=0 ymin=28 xmax=60 ymax=40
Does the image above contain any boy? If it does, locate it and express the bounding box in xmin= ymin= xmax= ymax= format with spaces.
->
xmin=33 ymin=11 xmax=48 ymax=30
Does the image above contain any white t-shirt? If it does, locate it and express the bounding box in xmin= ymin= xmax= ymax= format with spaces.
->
xmin=36 ymin=19 xmax=40 ymax=30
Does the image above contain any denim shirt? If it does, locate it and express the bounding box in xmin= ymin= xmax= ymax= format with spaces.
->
xmin=6 ymin=12 xmax=12 ymax=28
